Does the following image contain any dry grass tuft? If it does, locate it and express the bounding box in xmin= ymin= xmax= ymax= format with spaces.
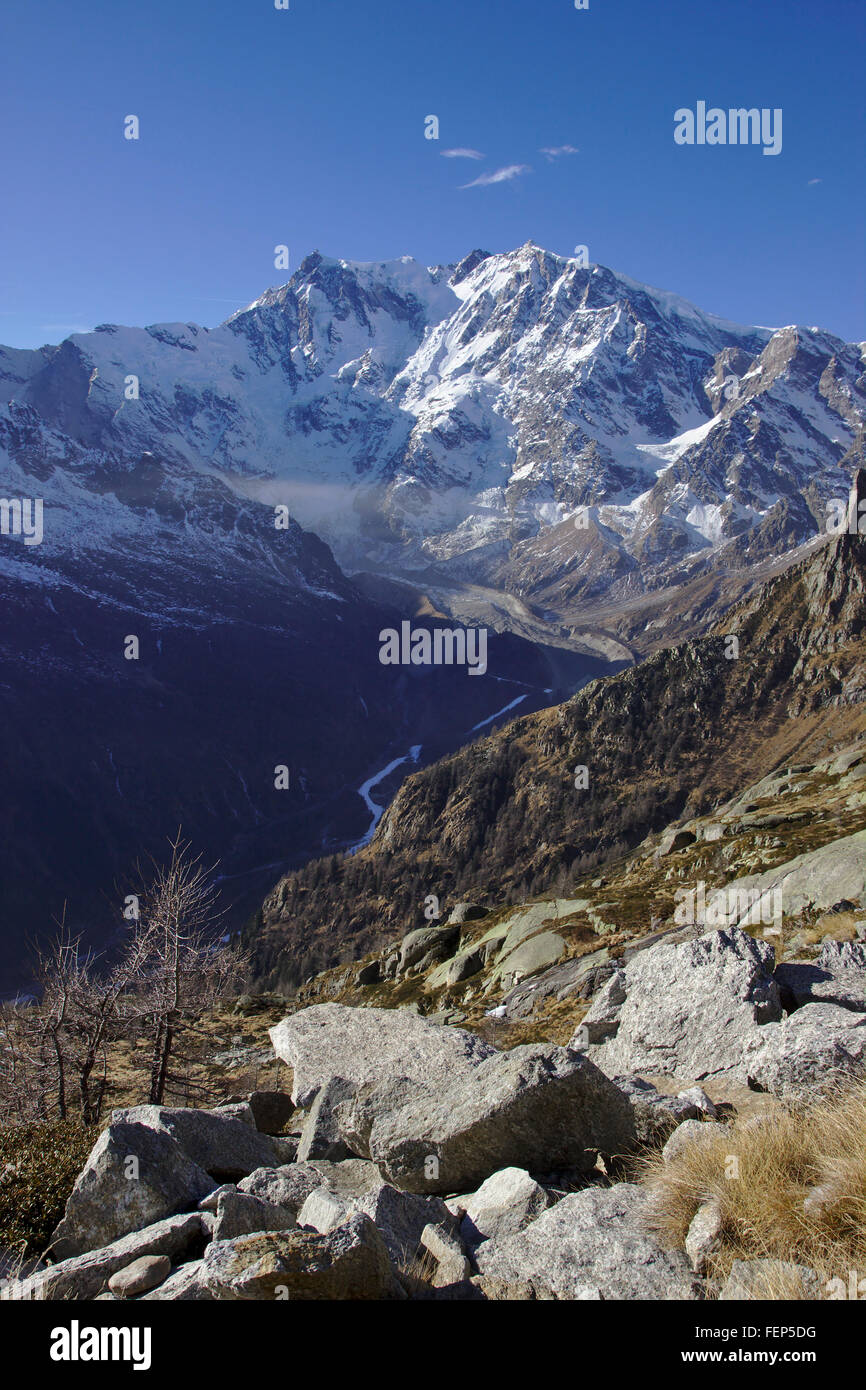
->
xmin=640 ymin=1082 xmax=866 ymax=1294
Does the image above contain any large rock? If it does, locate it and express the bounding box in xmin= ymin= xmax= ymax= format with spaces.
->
xmin=717 ymin=830 xmax=866 ymax=927
xmin=447 ymin=903 xmax=488 ymax=925
xmin=457 ymin=1167 xmax=555 ymax=1247
xmin=211 ymin=1189 xmax=297 ymax=1241
xmin=113 ymin=1105 xmax=278 ymax=1179
xmin=397 ymin=925 xmax=461 ymax=975
xmin=234 ymin=1156 xmax=375 ymax=1212
xmin=345 ymin=1044 xmax=636 ymax=1194
xmin=475 ymin=1184 xmax=699 ymax=1300
xmin=658 ymin=828 xmax=697 ymax=856
xmin=775 ymin=939 xmax=866 ymax=1013
xmin=491 ymin=931 xmax=566 ymax=987
xmin=742 ymin=1002 xmax=866 ymax=1100
xmin=107 ymin=1255 xmax=171 ymax=1299
xmin=572 ymin=928 xmax=782 ymax=1080
xmin=201 ymin=1213 xmax=394 ymax=1300
xmin=269 ymin=1004 xmax=496 ymax=1108
xmin=51 ymin=1121 xmax=215 ymax=1258
xmin=297 ymin=1172 xmax=454 ymax=1268
xmin=296 ymin=1076 xmax=357 ymax=1162
xmin=139 ymin=1259 xmax=214 ymax=1301
xmin=5 ymin=1214 xmax=204 ymax=1302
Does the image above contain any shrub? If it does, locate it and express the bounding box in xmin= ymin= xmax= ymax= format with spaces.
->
xmin=0 ymin=1120 xmax=93 ymax=1258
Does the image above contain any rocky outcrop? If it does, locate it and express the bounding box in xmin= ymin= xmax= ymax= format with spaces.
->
xmin=573 ymin=928 xmax=782 ymax=1080
xmin=714 ymin=831 xmax=866 ymax=928
xmin=51 ymin=1121 xmax=215 ymax=1258
xmin=345 ymin=1043 xmax=636 ymax=1194
xmin=491 ymin=931 xmax=566 ymax=988
xmin=455 ymin=1167 xmax=556 ymax=1247
xmin=113 ymin=1105 xmax=279 ymax=1179
xmin=742 ymin=1003 xmax=866 ymax=1100
xmin=200 ymin=1214 xmax=395 ymax=1300
xmin=475 ymin=1184 xmax=700 ymax=1300
xmin=5 ymin=1214 xmax=206 ymax=1302
xmin=269 ymin=1004 xmax=495 ymax=1108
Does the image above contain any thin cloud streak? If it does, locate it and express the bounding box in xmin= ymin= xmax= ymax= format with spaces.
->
xmin=460 ymin=163 xmax=532 ymax=189
xmin=539 ymin=145 xmax=579 ymax=161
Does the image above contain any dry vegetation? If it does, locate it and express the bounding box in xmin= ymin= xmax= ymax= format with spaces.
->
xmin=0 ymin=1120 xmax=94 ymax=1258
xmin=641 ymin=1082 xmax=866 ymax=1295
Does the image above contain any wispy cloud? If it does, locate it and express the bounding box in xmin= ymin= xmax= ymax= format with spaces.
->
xmin=539 ymin=144 xmax=579 ymax=161
xmin=807 ymin=177 xmax=822 ymax=186
xmin=441 ymin=147 xmax=484 ymax=160
xmin=461 ymin=163 xmax=532 ymax=189
xmin=42 ymin=323 xmax=92 ymax=336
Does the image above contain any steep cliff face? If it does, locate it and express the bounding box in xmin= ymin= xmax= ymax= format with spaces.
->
xmin=249 ymin=484 xmax=866 ymax=990
xmin=0 ymin=420 xmax=602 ymax=993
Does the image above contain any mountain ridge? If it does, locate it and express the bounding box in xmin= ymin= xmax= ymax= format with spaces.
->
xmin=247 ymin=475 xmax=866 ymax=991
xmin=3 ymin=243 xmax=862 ymax=630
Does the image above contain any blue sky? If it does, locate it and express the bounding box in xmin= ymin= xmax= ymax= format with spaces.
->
xmin=1 ymin=0 xmax=863 ymax=347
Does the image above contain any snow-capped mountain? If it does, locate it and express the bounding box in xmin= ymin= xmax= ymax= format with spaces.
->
xmin=3 ymin=242 xmax=862 ymax=613
xmin=0 ymin=313 xmax=602 ymax=989
xmin=1 ymin=243 xmax=863 ymax=985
